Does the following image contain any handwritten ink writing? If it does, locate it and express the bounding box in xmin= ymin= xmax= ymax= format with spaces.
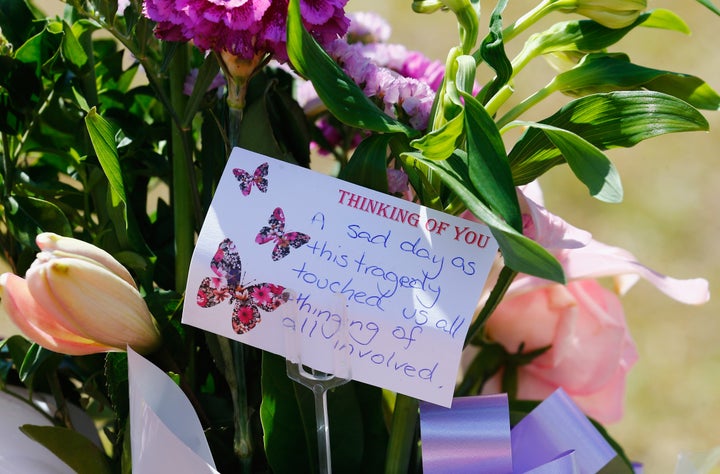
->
xmin=290 ymin=262 xmax=392 ymax=309
xmin=284 ymin=293 xmax=440 ymax=383
xmin=401 ymin=307 xmax=465 ymax=339
xmin=306 ymin=240 xmax=349 ymax=268
xmin=392 ymin=325 xmax=423 ymax=350
xmin=346 ymin=224 xmax=391 ymax=247
xmin=398 ymin=237 xmax=445 ymax=279
xmin=311 ymin=212 xmax=326 ymax=230
xmin=352 ymin=251 xmax=442 ymax=306
xmin=451 ymin=256 xmax=476 ymax=276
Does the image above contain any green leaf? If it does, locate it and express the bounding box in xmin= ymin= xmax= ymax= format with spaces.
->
xmin=0 ymin=56 xmax=42 ymax=134
xmin=525 ymin=10 xmax=689 ymax=61
xmin=286 ymin=0 xmax=417 ymax=137
xmin=261 ymin=352 xmax=312 ymax=474
xmin=508 ymin=91 xmax=709 ymax=184
xmin=105 ymin=352 xmax=130 ymax=426
xmin=0 ymin=0 xmax=39 ymax=47
xmin=694 ymin=0 xmax=720 ymax=15
xmin=61 ymin=21 xmax=88 ymax=71
xmin=476 ymin=0 xmax=512 ymax=102
xmin=1 ymin=335 xmax=32 ymax=382
xmin=4 ymin=196 xmax=72 ymax=247
xmin=461 ymin=91 xmax=522 ymax=232
xmin=401 ymin=151 xmax=564 ymax=282
xmin=510 ymin=121 xmax=622 ymax=203
xmin=410 ymin=112 xmax=464 ymax=160
xmin=181 ymin=52 xmax=220 ymax=127
xmin=14 ymin=22 xmax=63 ymax=75
xmin=20 ymin=425 xmax=113 ymax=474
xmin=553 ymin=53 xmax=720 ymax=110
xmin=18 ymin=344 xmax=61 ymax=388
xmin=237 ymin=71 xmax=311 ymax=167
xmin=338 ymin=134 xmax=392 ymax=193
xmin=85 ymin=107 xmax=128 ymax=227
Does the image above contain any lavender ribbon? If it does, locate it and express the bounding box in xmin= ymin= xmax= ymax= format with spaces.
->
xmin=419 ymin=389 xmax=618 ymax=473
xmin=420 ymin=394 xmax=513 ymax=473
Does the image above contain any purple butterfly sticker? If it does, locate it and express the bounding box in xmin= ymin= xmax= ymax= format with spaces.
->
xmin=196 ymin=238 xmax=289 ymax=334
xmin=256 ymin=207 xmax=311 ymax=261
xmin=233 ymin=162 xmax=269 ymax=196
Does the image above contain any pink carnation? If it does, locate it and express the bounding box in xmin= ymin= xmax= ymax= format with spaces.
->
xmin=143 ymin=0 xmax=350 ymax=63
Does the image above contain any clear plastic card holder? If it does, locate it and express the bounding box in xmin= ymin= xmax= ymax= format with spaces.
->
xmin=283 ymin=292 xmax=351 ymax=474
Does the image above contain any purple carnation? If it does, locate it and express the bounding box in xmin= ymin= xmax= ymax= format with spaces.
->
xmin=143 ymin=0 xmax=350 ymax=63
xmin=327 ymin=40 xmax=436 ymax=130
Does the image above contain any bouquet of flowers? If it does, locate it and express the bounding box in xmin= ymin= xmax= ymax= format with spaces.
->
xmin=0 ymin=0 xmax=717 ymax=472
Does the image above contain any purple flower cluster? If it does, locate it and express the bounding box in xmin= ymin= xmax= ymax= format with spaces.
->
xmin=300 ymin=11 xmax=445 ymax=137
xmin=327 ymin=40 xmax=437 ymax=130
xmin=143 ymin=0 xmax=350 ymax=63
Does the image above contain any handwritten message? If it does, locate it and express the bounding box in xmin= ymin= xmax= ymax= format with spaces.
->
xmin=182 ymin=147 xmax=499 ymax=406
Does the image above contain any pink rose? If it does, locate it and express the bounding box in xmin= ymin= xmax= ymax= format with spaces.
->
xmin=483 ymin=278 xmax=637 ymax=423
xmin=470 ymin=182 xmax=709 ymax=423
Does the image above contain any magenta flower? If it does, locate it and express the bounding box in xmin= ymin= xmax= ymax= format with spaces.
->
xmin=251 ymin=285 xmax=272 ymax=305
xmin=143 ymin=0 xmax=350 ymax=63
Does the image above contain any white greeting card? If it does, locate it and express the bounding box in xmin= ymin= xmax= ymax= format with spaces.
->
xmin=182 ymin=147 xmax=499 ymax=406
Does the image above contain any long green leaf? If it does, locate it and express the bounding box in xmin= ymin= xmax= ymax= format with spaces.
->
xmin=553 ymin=53 xmax=720 ymax=110
xmin=4 ymin=196 xmax=72 ymax=247
xmin=508 ymin=91 xmax=709 ymax=184
xmin=511 ymin=121 xmax=622 ymax=203
xmin=338 ymin=134 xmax=392 ymax=193
xmin=286 ymin=0 xmax=416 ymax=137
xmin=695 ymin=0 xmax=720 ymax=15
xmin=20 ymin=425 xmax=113 ymax=474
xmin=401 ymin=151 xmax=564 ymax=283
xmin=261 ymin=353 xmax=312 ymax=473
xmin=524 ymin=10 xmax=689 ymax=61
xmin=85 ymin=107 xmax=128 ymax=227
xmin=461 ymin=91 xmax=522 ymax=232
xmin=476 ymin=0 xmax=511 ymax=102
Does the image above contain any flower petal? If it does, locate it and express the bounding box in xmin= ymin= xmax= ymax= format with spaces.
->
xmin=0 ymin=273 xmax=115 ymax=355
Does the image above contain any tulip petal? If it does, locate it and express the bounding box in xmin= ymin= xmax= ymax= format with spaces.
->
xmin=0 ymin=273 xmax=116 ymax=355
xmin=32 ymin=259 xmax=160 ymax=354
xmin=35 ymin=233 xmax=137 ymax=288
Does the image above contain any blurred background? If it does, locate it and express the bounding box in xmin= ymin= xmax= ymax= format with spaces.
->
xmin=32 ymin=0 xmax=720 ymax=471
xmin=344 ymin=0 xmax=720 ymax=471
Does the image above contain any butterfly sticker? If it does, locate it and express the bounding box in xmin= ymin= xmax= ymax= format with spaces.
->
xmin=233 ymin=162 xmax=269 ymax=196
xmin=256 ymin=207 xmax=311 ymax=261
xmin=196 ymin=238 xmax=289 ymax=334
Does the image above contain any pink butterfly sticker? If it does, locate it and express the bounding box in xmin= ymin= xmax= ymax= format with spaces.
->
xmin=233 ymin=162 xmax=269 ymax=196
xmin=196 ymin=238 xmax=289 ymax=334
xmin=256 ymin=207 xmax=311 ymax=261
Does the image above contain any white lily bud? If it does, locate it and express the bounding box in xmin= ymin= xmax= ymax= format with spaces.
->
xmin=560 ymin=0 xmax=646 ymax=29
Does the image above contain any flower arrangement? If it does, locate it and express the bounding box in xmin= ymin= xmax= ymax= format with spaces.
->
xmin=0 ymin=0 xmax=718 ymax=472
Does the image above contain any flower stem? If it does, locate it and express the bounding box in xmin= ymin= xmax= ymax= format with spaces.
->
xmin=213 ymin=337 xmax=253 ymax=472
xmin=502 ymin=0 xmax=558 ymax=43
xmin=464 ymin=266 xmax=517 ymax=348
xmin=496 ymin=81 xmax=556 ymax=129
xmin=169 ymin=44 xmax=194 ymax=291
xmin=384 ymin=394 xmax=419 ymax=474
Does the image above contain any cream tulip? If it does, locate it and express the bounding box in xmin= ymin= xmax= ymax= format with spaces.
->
xmin=0 ymin=233 xmax=161 ymax=355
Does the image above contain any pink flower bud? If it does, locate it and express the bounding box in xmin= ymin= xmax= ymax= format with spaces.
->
xmin=0 ymin=233 xmax=161 ymax=355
